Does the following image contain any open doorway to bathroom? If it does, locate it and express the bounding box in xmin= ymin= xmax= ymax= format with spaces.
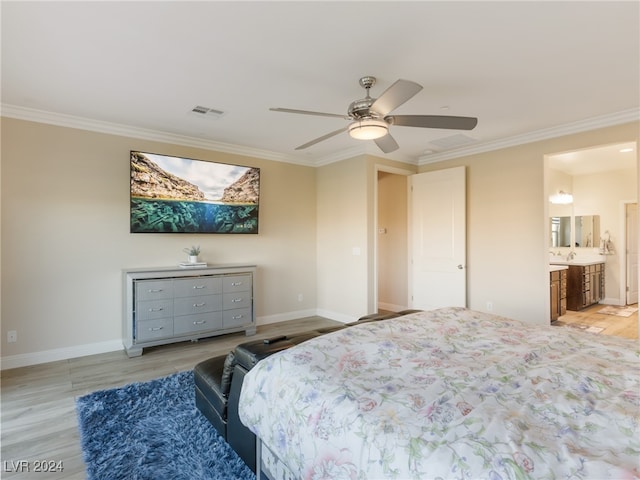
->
xmin=546 ymin=141 xmax=638 ymax=340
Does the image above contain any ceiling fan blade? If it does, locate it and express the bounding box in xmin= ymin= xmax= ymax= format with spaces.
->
xmin=374 ymin=133 xmax=399 ymax=154
xmin=295 ymin=126 xmax=349 ymax=150
xmin=370 ymin=79 xmax=423 ymax=116
xmin=386 ymin=115 xmax=478 ymax=130
xmin=270 ymin=107 xmax=349 ymax=120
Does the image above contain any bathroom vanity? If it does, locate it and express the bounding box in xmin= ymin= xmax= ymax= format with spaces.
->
xmin=550 ymin=265 xmax=568 ymax=321
xmin=550 ymin=259 xmax=605 ymax=312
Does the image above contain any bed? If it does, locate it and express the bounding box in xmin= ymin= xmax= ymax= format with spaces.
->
xmin=238 ymin=307 xmax=640 ymax=480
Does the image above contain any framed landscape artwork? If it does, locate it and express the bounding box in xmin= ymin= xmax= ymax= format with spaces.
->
xmin=130 ymin=151 xmax=260 ymax=234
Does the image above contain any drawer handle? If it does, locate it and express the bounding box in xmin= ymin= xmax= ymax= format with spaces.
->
xmin=193 ymin=302 xmax=206 ymax=307
xmin=232 ymin=298 xmax=243 ymax=303
xmin=192 ymin=285 xmax=206 ymax=289
xmin=193 ymin=320 xmax=206 ymax=325
xmin=148 ymin=289 xmax=163 ymax=293
xmin=149 ymin=326 xmax=163 ymax=331
xmin=232 ymin=314 xmax=244 ymax=320
xmin=148 ymin=307 xmax=164 ymax=312
xmin=231 ymin=282 xmax=243 ymax=286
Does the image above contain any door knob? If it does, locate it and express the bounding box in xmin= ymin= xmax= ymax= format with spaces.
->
xmin=457 ymin=264 xmax=464 ymax=269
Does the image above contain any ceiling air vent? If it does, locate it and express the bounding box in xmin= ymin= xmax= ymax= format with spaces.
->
xmin=189 ymin=105 xmax=225 ymax=119
xmin=429 ymin=133 xmax=477 ymax=149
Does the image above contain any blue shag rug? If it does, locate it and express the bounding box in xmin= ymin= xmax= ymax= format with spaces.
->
xmin=76 ymin=370 xmax=255 ymax=480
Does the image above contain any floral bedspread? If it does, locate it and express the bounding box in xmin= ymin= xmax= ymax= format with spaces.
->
xmin=239 ymin=307 xmax=640 ymax=479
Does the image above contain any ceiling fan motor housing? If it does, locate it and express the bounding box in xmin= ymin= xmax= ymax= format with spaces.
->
xmin=348 ymin=98 xmax=379 ymax=120
xmin=349 ymin=76 xmax=380 ymax=120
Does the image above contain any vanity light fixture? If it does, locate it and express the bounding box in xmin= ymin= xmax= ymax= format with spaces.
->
xmin=549 ymin=190 xmax=573 ymax=205
xmin=348 ymin=119 xmax=388 ymax=140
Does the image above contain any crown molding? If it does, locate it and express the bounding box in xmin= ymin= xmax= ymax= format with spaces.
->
xmin=3 ymin=103 xmax=637 ymax=168
xmin=418 ymin=108 xmax=640 ymax=165
xmin=0 ymin=104 xmax=318 ymax=167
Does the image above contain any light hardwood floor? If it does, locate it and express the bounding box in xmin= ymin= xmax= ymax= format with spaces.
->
xmin=1 ymin=309 xmax=637 ymax=479
xmin=0 ymin=316 xmax=340 ymax=479
xmin=553 ymin=303 xmax=638 ymax=340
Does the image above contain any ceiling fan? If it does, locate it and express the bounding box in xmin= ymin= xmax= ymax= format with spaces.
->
xmin=270 ymin=76 xmax=478 ymax=154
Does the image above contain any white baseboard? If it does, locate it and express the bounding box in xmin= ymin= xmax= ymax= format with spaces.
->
xmin=377 ymin=302 xmax=408 ymax=312
xmin=1 ymin=308 xmax=361 ymax=370
xmin=258 ymin=308 xmax=357 ymax=325
xmin=1 ymin=339 xmax=123 ymax=370
xmin=256 ymin=309 xmax=318 ymax=325
xmin=601 ymin=298 xmax=625 ymax=306
xmin=315 ymin=309 xmax=357 ymax=324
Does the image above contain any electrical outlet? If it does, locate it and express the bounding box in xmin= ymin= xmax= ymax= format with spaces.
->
xmin=7 ymin=330 xmax=17 ymax=343
xmin=486 ymin=301 xmax=493 ymax=312
xmin=297 ymin=293 xmax=304 ymax=302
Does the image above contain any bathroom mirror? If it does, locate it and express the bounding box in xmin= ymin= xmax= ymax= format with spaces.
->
xmin=550 ymin=216 xmax=571 ymax=247
xmin=575 ymin=215 xmax=600 ymax=248
xmin=550 ymin=215 xmax=600 ymax=248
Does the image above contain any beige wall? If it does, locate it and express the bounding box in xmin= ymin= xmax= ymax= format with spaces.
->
xmin=315 ymin=156 xmax=370 ymax=321
xmin=1 ymin=118 xmax=318 ymax=365
xmin=418 ymin=121 xmax=639 ymax=323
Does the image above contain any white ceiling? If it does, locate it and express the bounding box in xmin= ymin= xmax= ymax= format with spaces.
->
xmin=2 ymin=1 xmax=639 ymax=167
xmin=548 ymin=142 xmax=637 ymax=176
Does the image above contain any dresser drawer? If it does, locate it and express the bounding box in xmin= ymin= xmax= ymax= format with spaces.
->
xmin=223 ymin=274 xmax=251 ymax=293
xmin=223 ymin=308 xmax=252 ymax=328
xmin=136 ymin=318 xmax=173 ymax=341
xmin=174 ymin=276 xmax=222 ymax=297
xmin=174 ymin=294 xmax=222 ymax=316
xmin=174 ymin=312 xmax=223 ymax=336
xmin=136 ymin=299 xmax=173 ymax=321
xmin=135 ymin=280 xmax=173 ymax=301
xmin=223 ymin=292 xmax=251 ymax=310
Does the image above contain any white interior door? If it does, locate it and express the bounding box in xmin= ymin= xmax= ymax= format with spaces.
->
xmin=409 ymin=166 xmax=466 ymax=310
xmin=626 ymin=203 xmax=638 ymax=305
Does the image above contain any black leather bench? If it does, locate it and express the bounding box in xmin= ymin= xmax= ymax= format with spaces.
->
xmin=194 ymin=310 xmax=421 ymax=471
xmin=194 ymin=327 xmax=341 ymax=470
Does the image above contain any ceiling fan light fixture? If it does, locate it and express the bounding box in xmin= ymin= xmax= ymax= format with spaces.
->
xmin=348 ymin=119 xmax=388 ymax=140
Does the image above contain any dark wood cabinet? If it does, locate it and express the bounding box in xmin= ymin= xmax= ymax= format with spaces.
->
xmin=565 ymin=263 xmax=605 ymax=311
xmin=550 ymin=269 xmax=567 ymax=322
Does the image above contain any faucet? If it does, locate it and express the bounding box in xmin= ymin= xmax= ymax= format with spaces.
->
xmin=567 ymin=251 xmax=577 ymax=261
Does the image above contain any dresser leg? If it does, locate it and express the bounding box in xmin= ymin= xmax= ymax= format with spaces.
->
xmin=125 ymin=346 xmax=143 ymax=357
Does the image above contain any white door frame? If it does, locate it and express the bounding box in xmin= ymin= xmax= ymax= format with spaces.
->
xmin=621 ymin=200 xmax=638 ymax=305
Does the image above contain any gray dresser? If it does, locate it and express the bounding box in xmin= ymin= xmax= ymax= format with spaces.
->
xmin=123 ymin=264 xmax=256 ymax=357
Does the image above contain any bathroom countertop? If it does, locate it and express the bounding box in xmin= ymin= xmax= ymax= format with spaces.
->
xmin=549 ymin=264 xmax=569 ymax=272
xmin=549 ymin=259 xmax=605 ymax=266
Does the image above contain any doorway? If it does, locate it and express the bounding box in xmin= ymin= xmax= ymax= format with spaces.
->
xmin=376 ymin=169 xmax=409 ymax=312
